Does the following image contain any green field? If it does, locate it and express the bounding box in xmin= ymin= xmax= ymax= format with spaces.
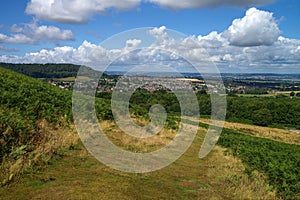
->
xmin=237 ymin=91 xmax=300 ymax=98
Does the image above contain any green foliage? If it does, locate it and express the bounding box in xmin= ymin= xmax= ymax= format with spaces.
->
xmin=10 ymin=145 xmax=27 ymax=160
xmin=98 ymin=90 xmax=300 ymax=128
xmin=0 ymin=67 xmax=73 ymax=123
xmin=218 ymin=128 xmax=300 ymax=199
xmin=226 ymin=96 xmax=300 ymax=127
xmin=0 ymin=66 xmax=73 ymax=162
xmin=0 ymin=63 xmax=80 ymax=79
xmin=0 ymin=66 xmax=116 ymax=163
xmin=252 ymin=108 xmax=273 ymax=126
xmin=0 ymin=62 xmax=115 ymax=80
xmin=290 ymin=91 xmax=295 ymax=97
xmin=244 ymin=88 xmax=269 ymax=95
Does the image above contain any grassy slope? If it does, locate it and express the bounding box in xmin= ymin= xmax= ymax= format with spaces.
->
xmin=0 ymin=66 xmax=298 ymax=199
xmin=184 ymin=118 xmax=300 ymax=199
xmin=0 ymin=63 xmax=80 ymax=79
xmin=0 ymin=66 xmax=77 ymax=185
xmin=0 ymin=122 xmax=275 ymax=199
xmin=200 ymin=118 xmax=300 ymax=145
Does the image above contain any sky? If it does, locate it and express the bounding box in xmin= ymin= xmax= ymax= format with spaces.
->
xmin=0 ymin=0 xmax=300 ymax=73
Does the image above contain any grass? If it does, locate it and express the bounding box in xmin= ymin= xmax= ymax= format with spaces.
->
xmin=237 ymin=91 xmax=300 ymax=98
xmin=0 ymin=120 xmax=78 ymax=187
xmin=52 ymin=76 xmax=92 ymax=82
xmin=53 ymin=76 xmax=76 ymax=81
xmin=0 ymin=120 xmax=276 ymax=199
xmin=101 ymin=120 xmax=179 ymax=153
xmin=200 ymin=118 xmax=300 ymax=145
xmin=185 ymin=117 xmax=300 ymax=199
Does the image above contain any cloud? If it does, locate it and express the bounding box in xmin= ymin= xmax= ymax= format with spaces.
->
xmin=242 ymin=36 xmax=300 ymax=66
xmin=0 ymin=39 xmax=139 ymax=66
xmin=198 ymin=31 xmax=227 ymax=48
xmin=125 ymin=39 xmax=142 ymax=49
xmin=0 ymin=22 xmax=74 ymax=44
xmin=0 ymin=33 xmax=34 ymax=44
xmin=26 ymin=0 xmax=141 ymax=23
xmin=0 ymin=45 xmax=19 ymax=53
xmin=1 ymin=6 xmax=297 ymax=73
xmin=222 ymin=7 xmax=280 ymax=47
xmin=146 ymin=0 xmax=275 ymax=9
xmin=1 ymin=15 xmax=300 ymax=73
xmin=25 ymin=0 xmax=275 ymax=23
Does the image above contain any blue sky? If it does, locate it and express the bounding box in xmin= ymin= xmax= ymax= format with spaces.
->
xmin=0 ymin=0 xmax=300 ymax=73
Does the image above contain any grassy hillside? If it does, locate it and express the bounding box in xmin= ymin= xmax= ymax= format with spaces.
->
xmin=0 ymin=66 xmax=72 ymax=152
xmin=0 ymin=66 xmax=120 ymax=186
xmin=0 ymin=63 xmax=80 ymax=79
xmin=0 ymin=66 xmax=78 ymax=184
xmin=184 ymin=118 xmax=300 ymax=199
xmin=1 ymin=65 xmax=299 ymax=199
xmin=219 ymin=128 xmax=300 ymax=199
xmin=0 ymin=121 xmax=276 ymax=200
xmin=0 ymin=63 xmax=117 ymax=80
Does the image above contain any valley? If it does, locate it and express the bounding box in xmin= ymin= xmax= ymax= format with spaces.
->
xmin=0 ymin=64 xmax=299 ymax=199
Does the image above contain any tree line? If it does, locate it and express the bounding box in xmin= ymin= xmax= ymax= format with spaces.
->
xmin=97 ymin=90 xmax=300 ymax=129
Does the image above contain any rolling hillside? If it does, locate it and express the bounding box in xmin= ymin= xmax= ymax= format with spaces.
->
xmin=0 ymin=66 xmax=77 ymax=185
xmin=0 ymin=65 xmax=299 ymax=199
xmin=0 ymin=63 xmax=81 ymax=79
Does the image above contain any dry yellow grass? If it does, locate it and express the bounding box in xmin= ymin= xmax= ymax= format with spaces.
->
xmin=100 ymin=120 xmax=177 ymax=152
xmin=100 ymin=118 xmax=207 ymax=153
xmin=1 ymin=119 xmax=78 ymax=186
xmin=202 ymin=145 xmax=277 ymax=199
xmin=101 ymin=121 xmax=277 ymax=199
xmin=200 ymin=118 xmax=300 ymax=145
xmin=1 ymin=120 xmax=278 ymax=199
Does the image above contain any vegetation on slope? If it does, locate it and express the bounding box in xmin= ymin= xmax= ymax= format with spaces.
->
xmin=0 ymin=67 xmax=72 ymax=159
xmin=0 ymin=66 xmax=114 ymax=185
xmin=0 ymin=66 xmax=76 ymax=184
xmin=219 ymin=129 xmax=300 ymax=199
xmin=181 ymin=118 xmax=300 ymax=199
xmin=1 ymin=64 xmax=299 ymax=199
xmin=0 ymin=62 xmax=118 ymax=80
xmin=99 ymin=90 xmax=300 ymax=129
xmin=0 ymin=63 xmax=81 ymax=79
xmin=0 ymin=121 xmax=276 ymax=199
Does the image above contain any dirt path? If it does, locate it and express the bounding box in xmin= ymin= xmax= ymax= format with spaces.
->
xmin=0 ymin=122 xmax=276 ymax=200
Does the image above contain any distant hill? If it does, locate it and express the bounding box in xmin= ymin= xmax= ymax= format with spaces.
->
xmin=0 ymin=63 xmax=115 ymax=80
xmin=0 ymin=63 xmax=81 ymax=79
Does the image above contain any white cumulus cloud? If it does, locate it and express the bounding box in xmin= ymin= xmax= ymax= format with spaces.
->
xmin=0 ymin=22 xmax=74 ymax=44
xmin=26 ymin=0 xmax=141 ymax=23
xmin=222 ymin=7 xmax=280 ymax=47
xmin=25 ymin=0 xmax=275 ymax=23
xmin=1 ymin=9 xmax=300 ymax=73
xmin=0 ymin=33 xmax=34 ymax=44
xmin=146 ymin=0 xmax=275 ymax=9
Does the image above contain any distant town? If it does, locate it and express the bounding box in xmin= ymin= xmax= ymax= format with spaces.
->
xmin=48 ymin=72 xmax=300 ymax=97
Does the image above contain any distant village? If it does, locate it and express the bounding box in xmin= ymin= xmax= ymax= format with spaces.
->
xmin=48 ymin=74 xmax=300 ymax=96
xmin=48 ymin=76 xmax=209 ymax=93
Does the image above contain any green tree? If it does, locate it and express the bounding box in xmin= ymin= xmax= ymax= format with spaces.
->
xmin=290 ymin=91 xmax=295 ymax=97
xmin=252 ymin=108 xmax=273 ymax=126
